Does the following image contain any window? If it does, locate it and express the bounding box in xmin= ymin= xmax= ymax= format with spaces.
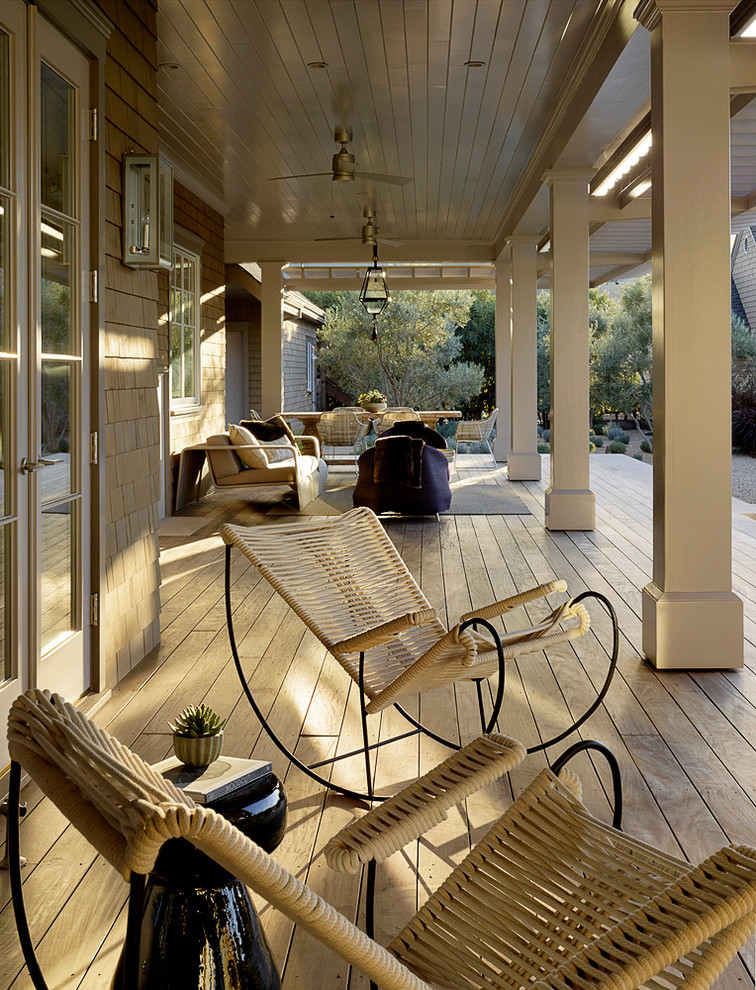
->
xmin=170 ymin=245 xmax=201 ymax=408
xmin=306 ymin=340 xmax=316 ymax=394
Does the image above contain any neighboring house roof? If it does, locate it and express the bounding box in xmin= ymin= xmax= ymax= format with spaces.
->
xmin=731 ymin=227 xmax=756 ymax=330
xmin=732 ymin=278 xmax=749 ymax=328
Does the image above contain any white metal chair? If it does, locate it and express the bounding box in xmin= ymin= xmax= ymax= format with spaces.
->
xmin=220 ymin=506 xmax=618 ymax=800
xmin=7 ymin=691 xmax=756 ymax=990
xmin=454 ymin=407 xmax=498 ymax=467
xmin=317 ymin=408 xmax=370 ymax=467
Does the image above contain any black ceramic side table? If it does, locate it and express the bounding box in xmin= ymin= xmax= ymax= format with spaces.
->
xmin=113 ymin=767 xmax=287 ymax=990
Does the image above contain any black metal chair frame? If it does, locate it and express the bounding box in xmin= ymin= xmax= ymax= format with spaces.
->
xmin=225 ymin=543 xmax=620 ymax=802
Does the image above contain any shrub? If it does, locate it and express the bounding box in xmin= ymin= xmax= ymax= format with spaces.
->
xmin=608 ymin=428 xmax=630 ymax=444
xmin=633 ymin=452 xmax=644 ymax=461
xmin=607 ymin=441 xmax=628 ymax=454
xmin=541 ymin=429 xmax=550 ymax=442
xmin=589 ymin=441 xmax=596 ymax=454
xmin=592 ymin=425 xmax=605 ymax=437
xmin=593 ymin=436 xmax=604 ymax=448
xmin=639 ymin=440 xmax=652 ymax=453
xmin=537 ymin=443 xmax=550 ymax=453
xmin=732 ymin=372 xmax=756 ymax=455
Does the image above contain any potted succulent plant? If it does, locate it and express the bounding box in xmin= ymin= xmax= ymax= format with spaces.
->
xmin=168 ymin=703 xmax=227 ymax=767
xmin=357 ymin=389 xmax=387 ymax=413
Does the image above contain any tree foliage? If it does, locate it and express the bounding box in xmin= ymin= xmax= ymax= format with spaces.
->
xmin=456 ymin=290 xmax=495 ymax=416
xmin=315 ymin=289 xmax=484 ymax=409
xmin=536 ymin=291 xmax=551 ymax=428
xmin=590 ymin=276 xmax=651 ymax=430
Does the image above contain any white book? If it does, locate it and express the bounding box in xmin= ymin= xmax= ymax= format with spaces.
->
xmin=152 ymin=755 xmax=272 ymax=803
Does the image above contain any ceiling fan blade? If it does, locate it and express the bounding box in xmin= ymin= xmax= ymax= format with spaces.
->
xmin=268 ymin=172 xmax=332 ymax=181
xmin=376 ymin=235 xmax=404 ymax=247
xmin=355 ymin=170 xmax=413 ymax=186
xmin=313 ymin=235 xmax=359 ymax=242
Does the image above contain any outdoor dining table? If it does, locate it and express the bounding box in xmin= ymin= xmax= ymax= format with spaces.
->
xmin=281 ymin=409 xmax=461 ymax=437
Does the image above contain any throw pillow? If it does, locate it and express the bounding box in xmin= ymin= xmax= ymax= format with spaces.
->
xmin=239 ymin=415 xmax=296 ymax=444
xmin=261 ymin=436 xmax=293 ymax=464
xmin=228 ymin=423 xmax=268 ymax=469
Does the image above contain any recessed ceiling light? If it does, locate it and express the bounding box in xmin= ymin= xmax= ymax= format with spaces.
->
xmin=465 ymin=60 xmax=485 ymax=68
xmin=307 ymin=61 xmax=328 ymax=69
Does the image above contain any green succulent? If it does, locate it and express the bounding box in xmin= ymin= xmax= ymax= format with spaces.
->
xmin=168 ymin=703 xmax=226 ymax=738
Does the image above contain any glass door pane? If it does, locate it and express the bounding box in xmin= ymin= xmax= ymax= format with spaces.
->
xmin=0 ymin=24 xmax=14 ymax=687
xmin=34 ymin=22 xmax=88 ymax=700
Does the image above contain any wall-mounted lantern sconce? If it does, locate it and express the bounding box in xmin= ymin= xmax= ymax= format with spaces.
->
xmin=122 ymin=153 xmax=173 ymax=269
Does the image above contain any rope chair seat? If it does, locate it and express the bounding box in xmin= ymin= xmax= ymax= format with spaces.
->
xmin=8 ymin=691 xmax=756 ymax=990
xmin=221 ymin=508 xmax=590 ymax=715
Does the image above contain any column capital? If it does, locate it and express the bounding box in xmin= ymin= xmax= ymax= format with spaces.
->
xmin=542 ymin=168 xmax=595 ymax=187
xmin=635 ymin=0 xmax=735 ymax=32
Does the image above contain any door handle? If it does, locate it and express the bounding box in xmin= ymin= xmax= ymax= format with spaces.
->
xmin=20 ymin=456 xmax=63 ymax=474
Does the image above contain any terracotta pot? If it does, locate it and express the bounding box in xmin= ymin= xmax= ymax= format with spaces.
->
xmin=173 ymin=731 xmax=223 ymax=767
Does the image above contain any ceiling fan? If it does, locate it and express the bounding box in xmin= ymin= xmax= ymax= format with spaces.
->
xmin=270 ymin=126 xmax=412 ymax=186
xmin=315 ymin=207 xmax=403 ymax=246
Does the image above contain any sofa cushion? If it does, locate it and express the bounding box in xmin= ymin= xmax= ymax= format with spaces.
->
xmin=228 ymin=423 xmax=268 ymax=469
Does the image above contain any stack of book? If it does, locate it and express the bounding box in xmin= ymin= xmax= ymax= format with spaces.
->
xmin=152 ymin=755 xmax=272 ymax=803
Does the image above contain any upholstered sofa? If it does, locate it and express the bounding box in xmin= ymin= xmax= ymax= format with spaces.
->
xmin=176 ymin=433 xmax=327 ymax=511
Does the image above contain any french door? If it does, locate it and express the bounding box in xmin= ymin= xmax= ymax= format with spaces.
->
xmin=0 ymin=3 xmax=91 ymax=768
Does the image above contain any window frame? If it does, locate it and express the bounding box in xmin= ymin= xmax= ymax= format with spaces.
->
xmin=169 ymin=242 xmax=202 ymax=412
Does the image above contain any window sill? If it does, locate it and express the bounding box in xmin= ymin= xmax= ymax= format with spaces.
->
xmin=170 ymin=404 xmax=203 ymax=418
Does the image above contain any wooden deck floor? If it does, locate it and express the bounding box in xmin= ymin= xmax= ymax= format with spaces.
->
xmin=2 ymin=454 xmax=755 ymax=989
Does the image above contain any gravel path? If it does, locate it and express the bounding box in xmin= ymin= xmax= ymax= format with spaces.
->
xmin=593 ymin=428 xmax=756 ymax=504
xmin=732 ymin=453 xmax=756 ymax=503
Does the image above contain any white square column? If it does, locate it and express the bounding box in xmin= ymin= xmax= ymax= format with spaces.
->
xmin=508 ymin=236 xmax=541 ymax=481
xmin=640 ymin=1 xmax=743 ymax=669
xmin=493 ymin=259 xmax=512 ymax=462
xmin=543 ymin=170 xmax=595 ymax=530
xmin=260 ymin=261 xmax=285 ymax=419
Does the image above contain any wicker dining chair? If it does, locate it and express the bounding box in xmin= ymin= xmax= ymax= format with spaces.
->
xmin=220 ymin=506 xmax=618 ymax=800
xmin=454 ymin=407 xmax=498 ymax=467
xmin=7 ymin=691 xmax=755 ymax=990
xmin=375 ymin=409 xmax=421 ymax=434
xmin=317 ymin=409 xmax=370 ymax=468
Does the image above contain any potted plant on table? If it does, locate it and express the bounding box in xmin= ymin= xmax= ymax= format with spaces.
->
xmin=169 ymin=703 xmax=227 ymax=767
xmin=357 ymin=389 xmax=387 ymax=413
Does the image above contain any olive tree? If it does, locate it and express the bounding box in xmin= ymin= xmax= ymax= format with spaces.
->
xmin=315 ymin=289 xmax=484 ymax=409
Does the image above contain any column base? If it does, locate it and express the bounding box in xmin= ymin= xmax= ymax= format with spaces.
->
xmin=492 ymin=436 xmax=509 ymax=462
xmin=642 ymin=583 xmax=743 ymax=670
xmin=544 ymin=487 xmax=595 ymax=530
xmin=507 ymin=451 xmax=541 ymax=481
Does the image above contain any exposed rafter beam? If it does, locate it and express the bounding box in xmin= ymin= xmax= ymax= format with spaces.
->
xmin=225 ymin=240 xmax=495 ymax=266
xmin=590 ymin=251 xmax=652 ymax=287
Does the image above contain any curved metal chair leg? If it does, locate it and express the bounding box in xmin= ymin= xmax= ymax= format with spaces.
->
xmin=8 ymin=761 xmax=49 ymax=990
xmin=526 ymin=590 xmax=619 ymax=755
xmin=550 ymin=739 xmax=623 ymax=829
xmin=225 ymin=548 xmax=384 ymax=802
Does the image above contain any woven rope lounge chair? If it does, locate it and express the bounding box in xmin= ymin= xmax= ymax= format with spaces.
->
xmin=7 ymin=691 xmax=755 ymax=990
xmin=220 ymin=506 xmax=619 ymax=800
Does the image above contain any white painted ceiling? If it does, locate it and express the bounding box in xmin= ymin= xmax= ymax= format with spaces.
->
xmin=156 ymin=0 xmax=756 ymax=286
